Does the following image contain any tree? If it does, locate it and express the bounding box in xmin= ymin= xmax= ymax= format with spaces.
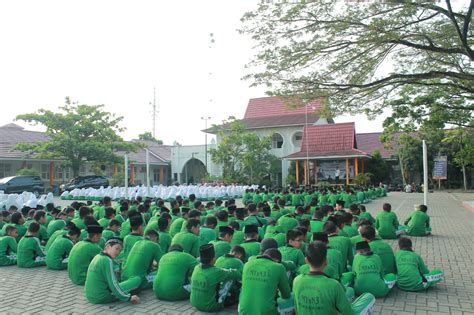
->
xmin=209 ymin=117 xmax=279 ymax=184
xmin=443 ymin=124 xmax=474 ymax=190
xmin=16 ymin=168 xmax=40 ymax=177
xmin=15 ymin=97 xmax=140 ymax=177
xmin=364 ymin=150 xmax=390 ymax=184
xmin=138 ymin=131 xmax=163 ymax=144
xmin=241 ymin=1 xmax=474 ymax=118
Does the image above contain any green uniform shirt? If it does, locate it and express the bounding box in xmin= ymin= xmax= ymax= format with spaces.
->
xmin=45 ymin=229 xmax=68 ymax=251
xmin=353 ymin=253 xmax=389 ymax=297
xmin=119 ymin=219 xmax=131 ymax=239
xmin=123 ymin=238 xmax=162 ymax=281
xmin=169 ymin=217 xmax=185 ymax=237
xmin=84 ymin=252 xmax=132 ymax=304
xmin=215 ymin=254 xmax=244 ymax=273
xmin=230 ymin=231 xmax=244 ymax=246
xmin=240 ymin=240 xmax=261 ymax=262
xmin=17 ymin=235 xmax=45 ymax=268
xmin=395 ymin=249 xmax=430 ymax=291
xmin=404 ymin=210 xmax=430 ymax=236
xmin=68 ymin=239 xmax=101 ymax=285
xmin=239 ymin=255 xmax=291 ymax=315
xmin=328 ymin=235 xmax=353 ymax=271
xmin=102 ymin=229 xmax=119 ymax=241
xmin=243 ymin=215 xmax=267 ymax=228
xmin=369 ymin=239 xmax=397 ymax=274
xmin=71 ymin=218 xmax=85 ymax=230
xmin=190 ymin=264 xmax=241 ymax=312
xmin=310 ymin=219 xmax=324 ymax=233
xmin=279 ymin=245 xmax=305 ymax=267
xmin=171 ymin=231 xmax=200 ymax=258
xmin=46 ymin=235 xmax=74 ymax=270
xmin=277 ymin=215 xmax=298 ymax=233
xmin=293 ymin=271 xmax=354 ymax=315
xmin=0 ymin=235 xmax=17 ymax=266
xmin=122 ymin=233 xmax=143 ymax=261
xmin=153 ymin=250 xmax=198 ymax=301
xmin=47 ymin=219 xmax=66 ymax=238
xmin=199 ymin=227 xmax=217 ymax=246
xmin=98 ymin=218 xmax=110 ymax=228
xmin=342 ymin=225 xmax=359 ymax=238
xmin=158 ymin=231 xmax=172 ymax=253
xmin=375 ymin=211 xmax=399 ymax=239
xmin=209 ymin=239 xmax=231 ymax=258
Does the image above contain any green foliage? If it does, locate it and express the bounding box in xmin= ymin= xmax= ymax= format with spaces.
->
xmin=16 ymin=168 xmax=40 ymax=176
xmin=209 ymin=117 xmax=280 ymax=184
xmin=138 ymin=131 xmax=163 ymax=144
xmin=353 ymin=173 xmax=373 ymax=186
xmin=365 ymin=150 xmax=390 ymax=184
xmin=241 ymin=2 xmax=473 ymax=120
xmin=443 ymin=124 xmax=474 ymax=190
xmin=15 ymin=97 xmax=141 ymax=177
xmin=286 ymin=160 xmax=303 ymax=186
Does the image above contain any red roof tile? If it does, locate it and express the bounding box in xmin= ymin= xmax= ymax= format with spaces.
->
xmin=244 ymin=96 xmax=324 ymax=119
xmin=286 ymin=123 xmax=370 ymax=159
xmin=356 ymin=132 xmax=396 ymax=159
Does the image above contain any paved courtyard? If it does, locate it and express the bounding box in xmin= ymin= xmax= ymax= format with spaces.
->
xmin=0 ymin=191 xmax=473 ymax=314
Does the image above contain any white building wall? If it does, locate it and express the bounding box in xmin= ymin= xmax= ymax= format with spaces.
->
xmin=171 ymin=143 xmax=219 ymax=184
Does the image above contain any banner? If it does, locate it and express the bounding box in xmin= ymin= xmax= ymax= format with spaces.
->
xmin=433 ymin=156 xmax=447 ymax=180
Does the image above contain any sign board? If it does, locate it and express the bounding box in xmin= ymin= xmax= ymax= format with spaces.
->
xmin=433 ymin=156 xmax=447 ymax=180
xmin=317 ymin=161 xmax=354 ymax=180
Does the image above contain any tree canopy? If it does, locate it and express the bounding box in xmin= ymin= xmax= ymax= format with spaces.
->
xmin=241 ymin=1 xmax=474 ymax=119
xmin=137 ymin=131 xmax=163 ymax=144
xmin=209 ymin=118 xmax=280 ymax=185
xmin=15 ymin=98 xmax=140 ymax=176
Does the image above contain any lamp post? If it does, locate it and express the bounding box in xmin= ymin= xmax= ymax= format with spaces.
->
xmin=201 ymin=116 xmax=211 ymax=174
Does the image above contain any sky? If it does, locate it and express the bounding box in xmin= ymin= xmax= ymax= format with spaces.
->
xmin=0 ymin=0 xmax=387 ymax=145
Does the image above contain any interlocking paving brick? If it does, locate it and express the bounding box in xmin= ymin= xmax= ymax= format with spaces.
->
xmin=1 ymin=191 xmax=473 ymax=314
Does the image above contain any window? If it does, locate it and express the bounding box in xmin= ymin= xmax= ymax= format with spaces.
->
xmin=292 ymin=131 xmax=303 ymax=147
xmin=41 ymin=164 xmax=50 ymax=180
xmin=0 ymin=163 xmax=12 ymax=178
xmin=272 ymin=133 xmax=284 ymax=149
xmin=65 ymin=167 xmax=71 ymax=179
xmin=56 ymin=166 xmax=63 ymax=181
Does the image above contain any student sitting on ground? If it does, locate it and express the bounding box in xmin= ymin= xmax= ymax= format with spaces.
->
xmin=395 ymin=237 xmax=443 ymax=292
xmin=375 ymin=203 xmax=403 ymax=239
xmin=153 ymin=244 xmax=198 ymax=301
xmin=360 ymin=225 xmax=397 ymax=274
xmin=190 ymin=244 xmax=242 ymax=312
xmin=84 ymin=238 xmax=141 ymax=304
xmin=68 ymin=225 xmax=103 ymax=285
xmin=404 ymin=204 xmax=431 ymax=236
xmin=293 ymin=241 xmax=376 ymax=315
xmin=0 ymin=225 xmax=18 ymax=266
xmin=352 ymin=241 xmax=396 ymax=298
xmin=122 ymin=229 xmax=162 ymax=289
xmin=17 ymin=222 xmax=46 ymax=268
xmin=46 ymin=224 xmax=81 ymax=270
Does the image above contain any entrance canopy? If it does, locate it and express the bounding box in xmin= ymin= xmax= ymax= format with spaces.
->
xmin=284 ymin=122 xmax=371 ymax=185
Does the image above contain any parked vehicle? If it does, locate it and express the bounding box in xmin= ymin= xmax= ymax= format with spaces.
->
xmin=0 ymin=175 xmax=44 ymax=196
xmin=60 ymin=176 xmax=109 ymax=192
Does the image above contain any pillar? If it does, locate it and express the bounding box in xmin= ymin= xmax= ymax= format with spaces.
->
xmin=303 ymin=160 xmax=308 ymax=186
xmin=295 ymin=161 xmax=300 ymax=185
xmin=345 ymin=158 xmax=349 ymax=186
xmin=159 ymin=165 xmax=164 ymax=184
xmin=49 ymin=161 xmax=55 ymax=186
xmin=113 ymin=164 xmax=118 ymax=176
xmin=313 ymin=160 xmax=317 ymax=184
xmin=130 ymin=163 xmax=135 ymax=185
xmin=355 ymin=157 xmax=359 ymax=176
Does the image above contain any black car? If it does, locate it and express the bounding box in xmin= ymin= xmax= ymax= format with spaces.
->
xmin=60 ymin=175 xmax=109 ymax=192
xmin=0 ymin=175 xmax=44 ymax=196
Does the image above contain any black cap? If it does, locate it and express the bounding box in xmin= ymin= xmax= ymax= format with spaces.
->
xmin=219 ymin=226 xmax=234 ymax=235
xmin=261 ymin=238 xmax=277 ymax=252
xmin=313 ymin=232 xmax=329 ymax=243
xmin=86 ymin=225 xmax=103 ymax=234
xmin=355 ymin=241 xmax=370 ymax=251
xmin=68 ymin=224 xmax=81 ymax=236
xmin=199 ymin=244 xmax=215 ymax=259
xmin=130 ymin=215 xmax=144 ymax=228
xmin=244 ymin=224 xmax=258 ymax=234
